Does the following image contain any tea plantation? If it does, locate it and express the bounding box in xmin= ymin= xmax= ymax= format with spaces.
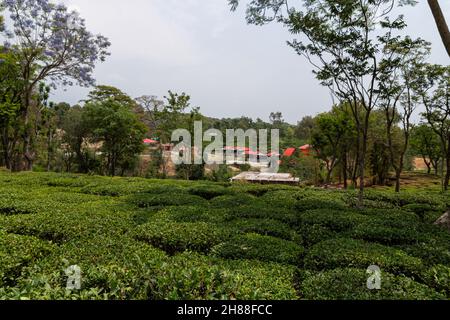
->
xmin=0 ymin=171 xmax=449 ymax=300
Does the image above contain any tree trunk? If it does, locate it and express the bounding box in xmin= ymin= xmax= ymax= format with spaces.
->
xmin=343 ymin=151 xmax=348 ymax=189
xmin=428 ymin=0 xmax=450 ymax=57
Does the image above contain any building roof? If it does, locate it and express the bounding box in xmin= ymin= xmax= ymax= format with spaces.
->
xmin=283 ymin=148 xmax=296 ymax=157
xmin=231 ymin=172 xmax=300 ymax=185
xmin=143 ymin=139 xmax=158 ymax=144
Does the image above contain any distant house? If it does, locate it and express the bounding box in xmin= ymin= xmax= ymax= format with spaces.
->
xmin=231 ymin=171 xmax=300 ymax=185
xmin=282 ymin=145 xmax=315 ymax=158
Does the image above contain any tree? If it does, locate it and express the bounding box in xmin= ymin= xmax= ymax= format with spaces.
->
xmin=83 ymin=92 xmax=147 ymax=177
xmin=295 ymin=116 xmax=315 ymax=143
xmin=269 ymin=112 xmax=284 ymax=125
xmin=410 ymin=124 xmax=442 ymax=175
xmin=311 ymin=108 xmax=352 ymax=185
xmin=1 ymin=0 xmax=110 ymax=170
xmin=230 ymin=0 xmax=417 ymax=206
xmin=0 ymin=49 xmax=23 ymax=170
xmin=415 ymin=64 xmax=450 ymax=190
xmin=428 ymin=0 xmax=450 ymax=57
xmin=378 ymin=37 xmax=431 ymax=192
xmin=60 ymin=105 xmax=90 ymax=173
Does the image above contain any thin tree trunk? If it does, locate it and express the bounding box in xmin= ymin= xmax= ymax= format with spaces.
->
xmin=428 ymin=0 xmax=450 ymax=57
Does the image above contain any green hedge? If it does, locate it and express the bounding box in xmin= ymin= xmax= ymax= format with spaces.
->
xmin=210 ymin=194 xmax=261 ymax=208
xmin=298 ymin=209 xmax=364 ymax=232
xmin=422 ymin=264 xmax=450 ymax=297
xmin=304 ymin=238 xmax=423 ymax=277
xmin=0 ymin=231 xmax=54 ymax=287
xmin=128 ymin=193 xmax=208 ymax=208
xmin=187 ymin=185 xmax=232 ymax=200
xmin=350 ymin=219 xmax=422 ymax=245
xmin=148 ymin=252 xmax=299 ymax=300
xmin=212 ymin=233 xmax=304 ymax=265
xmin=300 ymin=268 xmax=445 ymax=300
xmin=134 ymin=220 xmax=225 ymax=255
xmin=224 ymin=205 xmax=299 ymax=225
xmin=225 ymin=218 xmax=300 ymax=242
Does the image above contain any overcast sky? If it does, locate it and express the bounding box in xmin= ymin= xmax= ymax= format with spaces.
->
xmin=53 ymin=0 xmax=449 ymax=124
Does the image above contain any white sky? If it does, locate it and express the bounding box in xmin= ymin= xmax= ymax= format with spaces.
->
xmin=52 ymin=0 xmax=450 ymax=123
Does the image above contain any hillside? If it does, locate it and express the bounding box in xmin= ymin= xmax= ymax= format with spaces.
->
xmin=0 ymin=172 xmax=449 ymax=300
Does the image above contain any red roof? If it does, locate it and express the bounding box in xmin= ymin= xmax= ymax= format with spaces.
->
xmin=283 ymin=148 xmax=296 ymax=157
xmin=143 ymin=139 xmax=158 ymax=144
xmin=300 ymin=144 xmax=312 ymax=150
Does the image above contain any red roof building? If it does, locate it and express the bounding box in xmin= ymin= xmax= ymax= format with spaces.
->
xmin=283 ymin=148 xmax=296 ymax=157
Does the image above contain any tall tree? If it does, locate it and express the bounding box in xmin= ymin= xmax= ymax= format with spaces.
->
xmin=0 ymin=49 xmax=23 ymax=170
xmin=415 ymin=64 xmax=450 ymax=191
xmin=83 ymin=97 xmax=147 ymax=177
xmin=428 ymin=0 xmax=450 ymax=57
xmin=230 ymin=0 xmax=416 ymax=206
xmin=410 ymin=124 xmax=442 ymax=175
xmin=378 ymin=37 xmax=431 ymax=192
xmin=1 ymin=0 xmax=110 ymax=170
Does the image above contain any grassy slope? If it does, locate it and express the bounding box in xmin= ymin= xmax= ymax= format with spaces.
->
xmin=0 ymin=171 xmax=449 ymax=300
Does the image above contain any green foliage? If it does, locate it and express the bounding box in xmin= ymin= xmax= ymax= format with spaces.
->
xmin=82 ymin=89 xmax=147 ymax=176
xmin=0 ymin=231 xmax=54 ymax=287
xmin=298 ymin=209 xmax=364 ymax=232
xmin=212 ymin=233 xmax=304 ymax=265
xmin=147 ymin=252 xmax=299 ymax=300
xmin=0 ymin=171 xmax=449 ymax=300
xmin=304 ymin=238 xmax=424 ymax=277
xmin=129 ymin=193 xmax=208 ymax=208
xmin=300 ymin=268 xmax=445 ymax=300
xmin=187 ymin=184 xmax=232 ymax=200
xmin=422 ymin=264 xmax=450 ymax=296
xmin=349 ymin=218 xmax=423 ymax=245
xmin=225 ymin=218 xmax=299 ymax=241
xmin=134 ymin=220 xmax=225 ymax=255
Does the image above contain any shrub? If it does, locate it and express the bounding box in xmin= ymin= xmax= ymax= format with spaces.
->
xmin=0 ymin=231 xmax=54 ymax=286
xmin=304 ymin=238 xmax=424 ymax=277
xmin=400 ymin=240 xmax=450 ymax=267
xmin=295 ymin=198 xmax=346 ymax=212
xmin=1 ymin=237 xmax=168 ymax=300
xmin=402 ymin=204 xmax=434 ymax=221
xmin=350 ymin=219 xmax=423 ymax=245
xmin=46 ymin=176 xmax=90 ymax=188
xmin=149 ymin=252 xmax=299 ymax=300
xmin=154 ymin=206 xmax=229 ymax=224
xmin=134 ymin=221 xmax=224 ymax=255
xmin=128 ymin=193 xmax=208 ymax=208
xmin=298 ymin=224 xmax=338 ymax=247
xmin=422 ymin=264 xmax=450 ymax=297
xmin=225 ymin=218 xmax=299 ymax=241
xmin=224 ymin=205 xmax=299 ymax=225
xmin=210 ymin=194 xmax=260 ymax=208
xmin=298 ymin=209 xmax=364 ymax=232
xmin=212 ymin=233 xmax=304 ymax=265
xmin=300 ymin=268 xmax=445 ymax=300
xmin=187 ymin=185 xmax=232 ymax=200
xmin=260 ymin=190 xmax=303 ymax=210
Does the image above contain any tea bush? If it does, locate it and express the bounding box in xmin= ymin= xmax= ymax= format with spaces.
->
xmin=225 ymin=218 xmax=299 ymax=241
xmin=212 ymin=233 xmax=304 ymax=265
xmin=134 ymin=220 xmax=225 ymax=255
xmin=0 ymin=231 xmax=54 ymax=287
xmin=128 ymin=193 xmax=208 ymax=208
xmin=298 ymin=209 xmax=365 ymax=232
xmin=304 ymin=238 xmax=424 ymax=277
xmin=300 ymin=268 xmax=445 ymax=300
xmin=0 ymin=171 xmax=448 ymax=300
